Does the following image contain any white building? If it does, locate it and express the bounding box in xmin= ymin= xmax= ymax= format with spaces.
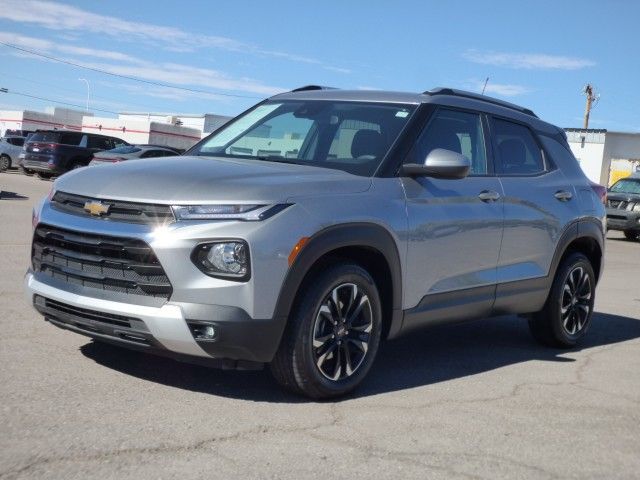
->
xmin=82 ymin=116 xmax=202 ymax=151
xmin=566 ymin=129 xmax=640 ymax=186
xmin=118 ymin=112 xmax=231 ymax=138
xmin=0 ymin=107 xmax=92 ymax=136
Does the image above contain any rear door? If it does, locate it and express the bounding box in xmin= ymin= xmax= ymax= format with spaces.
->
xmin=402 ymin=108 xmax=504 ymax=325
xmin=490 ymin=117 xmax=581 ymax=313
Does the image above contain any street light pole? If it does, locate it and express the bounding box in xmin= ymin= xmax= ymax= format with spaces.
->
xmin=79 ymin=78 xmax=90 ymax=112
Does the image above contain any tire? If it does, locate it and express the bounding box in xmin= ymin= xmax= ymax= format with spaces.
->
xmin=36 ymin=172 xmax=53 ymax=180
xmin=623 ymin=230 xmax=639 ymax=241
xmin=528 ymin=252 xmax=596 ymax=348
xmin=0 ymin=155 xmax=10 ymax=171
xmin=270 ymin=262 xmax=382 ymax=399
xmin=19 ymin=166 xmax=34 ymax=176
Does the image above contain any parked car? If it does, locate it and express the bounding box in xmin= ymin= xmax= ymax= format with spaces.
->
xmin=21 ymin=130 xmax=128 ymax=178
xmin=0 ymin=136 xmax=26 ymax=171
xmin=606 ymin=175 xmax=640 ymax=240
xmin=89 ymin=145 xmax=181 ymax=166
xmin=26 ymin=86 xmax=605 ymax=398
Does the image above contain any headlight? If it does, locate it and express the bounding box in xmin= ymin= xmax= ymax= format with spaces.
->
xmin=633 ymin=203 xmax=640 ymax=212
xmin=172 ymin=204 xmax=291 ymax=221
xmin=192 ymin=241 xmax=250 ymax=280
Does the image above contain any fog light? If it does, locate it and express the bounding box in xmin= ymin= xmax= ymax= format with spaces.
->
xmin=203 ymin=325 xmax=215 ymax=338
xmin=188 ymin=322 xmax=217 ymax=341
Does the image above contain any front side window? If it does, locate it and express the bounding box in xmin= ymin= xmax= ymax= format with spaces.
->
xmin=190 ymin=100 xmax=416 ymax=176
xmin=408 ymin=109 xmax=488 ymax=175
xmin=493 ymin=118 xmax=545 ymax=175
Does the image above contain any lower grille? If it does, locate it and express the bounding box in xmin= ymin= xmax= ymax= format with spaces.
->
xmin=34 ymin=295 xmax=152 ymax=346
xmin=32 ymin=224 xmax=172 ymax=298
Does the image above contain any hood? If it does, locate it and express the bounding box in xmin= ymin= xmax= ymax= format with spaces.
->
xmin=54 ymin=156 xmax=372 ymax=204
xmin=607 ymin=191 xmax=640 ymax=202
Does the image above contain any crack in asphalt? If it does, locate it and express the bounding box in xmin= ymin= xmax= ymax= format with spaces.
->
xmin=0 ymin=412 xmax=342 ymax=480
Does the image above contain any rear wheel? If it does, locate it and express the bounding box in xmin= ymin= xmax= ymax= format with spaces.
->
xmin=0 ymin=155 xmax=10 ymax=171
xmin=623 ymin=230 xmax=639 ymax=241
xmin=270 ymin=263 xmax=382 ymax=399
xmin=19 ymin=166 xmax=34 ymax=176
xmin=528 ymin=252 xmax=595 ymax=348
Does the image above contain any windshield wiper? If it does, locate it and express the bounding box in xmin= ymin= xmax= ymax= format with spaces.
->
xmin=255 ymin=155 xmax=300 ymax=165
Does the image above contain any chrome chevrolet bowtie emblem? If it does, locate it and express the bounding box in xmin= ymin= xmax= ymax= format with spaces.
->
xmin=83 ymin=200 xmax=111 ymax=216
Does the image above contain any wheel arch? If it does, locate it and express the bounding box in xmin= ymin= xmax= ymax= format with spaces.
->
xmin=551 ymin=219 xmax=604 ymax=283
xmin=272 ymin=223 xmax=404 ymax=342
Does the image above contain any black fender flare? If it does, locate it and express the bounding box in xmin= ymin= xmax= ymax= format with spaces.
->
xmin=271 ymin=222 xmax=404 ymax=342
xmin=549 ymin=218 xmax=604 ymax=282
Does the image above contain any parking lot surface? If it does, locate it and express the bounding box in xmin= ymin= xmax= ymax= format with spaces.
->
xmin=1 ymin=171 xmax=639 ymax=480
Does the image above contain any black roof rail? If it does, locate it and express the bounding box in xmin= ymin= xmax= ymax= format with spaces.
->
xmin=290 ymin=85 xmax=338 ymax=92
xmin=424 ymin=87 xmax=537 ymax=118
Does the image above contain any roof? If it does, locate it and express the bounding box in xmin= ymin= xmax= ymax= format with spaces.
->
xmin=272 ymin=86 xmax=561 ymax=135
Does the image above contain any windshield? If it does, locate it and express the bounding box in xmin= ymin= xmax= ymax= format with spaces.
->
xmin=610 ymin=178 xmax=640 ymax=194
xmin=189 ymin=100 xmax=416 ymax=176
xmin=108 ymin=146 xmax=142 ymax=154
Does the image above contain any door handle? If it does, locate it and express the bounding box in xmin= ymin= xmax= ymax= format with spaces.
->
xmin=478 ymin=190 xmax=501 ymax=202
xmin=554 ymin=190 xmax=573 ymax=202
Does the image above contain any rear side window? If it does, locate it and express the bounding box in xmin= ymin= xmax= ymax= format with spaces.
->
xmin=409 ymin=108 xmax=488 ymax=175
xmin=59 ymin=133 xmax=83 ymax=145
xmin=88 ymin=136 xmax=113 ymax=150
xmin=493 ymin=119 xmax=545 ymax=175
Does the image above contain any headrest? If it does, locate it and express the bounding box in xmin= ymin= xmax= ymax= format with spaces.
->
xmin=351 ymin=129 xmax=383 ymax=159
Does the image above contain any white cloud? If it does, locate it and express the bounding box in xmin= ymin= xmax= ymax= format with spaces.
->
xmin=0 ymin=32 xmax=284 ymax=97
xmin=462 ymin=79 xmax=531 ymax=97
xmin=463 ymin=49 xmax=596 ymax=70
xmin=0 ymin=0 xmax=349 ymax=72
xmin=482 ymin=83 xmax=531 ymax=97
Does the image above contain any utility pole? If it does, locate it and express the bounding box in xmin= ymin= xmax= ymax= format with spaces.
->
xmin=583 ymin=84 xmax=597 ymax=129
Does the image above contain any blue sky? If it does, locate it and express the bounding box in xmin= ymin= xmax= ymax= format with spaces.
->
xmin=0 ymin=0 xmax=638 ymax=130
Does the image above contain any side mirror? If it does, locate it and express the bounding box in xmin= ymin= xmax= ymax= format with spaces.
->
xmin=400 ymin=148 xmax=471 ymax=179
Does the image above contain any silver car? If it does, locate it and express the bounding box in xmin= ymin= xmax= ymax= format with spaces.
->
xmin=89 ymin=144 xmax=181 ymax=166
xmin=25 ymin=86 xmax=606 ymax=398
xmin=0 ymin=135 xmax=26 ymax=170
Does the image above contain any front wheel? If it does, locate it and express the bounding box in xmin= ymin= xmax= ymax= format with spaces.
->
xmin=0 ymin=155 xmax=10 ymax=171
xmin=623 ymin=230 xmax=639 ymax=241
xmin=528 ymin=252 xmax=596 ymax=348
xmin=270 ymin=263 xmax=382 ymax=399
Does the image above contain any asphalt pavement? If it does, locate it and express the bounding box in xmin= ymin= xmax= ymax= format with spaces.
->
xmin=1 ymin=170 xmax=639 ymax=479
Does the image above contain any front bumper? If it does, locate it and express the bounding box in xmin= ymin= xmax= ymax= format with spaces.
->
xmin=606 ymin=209 xmax=640 ymax=232
xmin=25 ymin=271 xmax=281 ymax=365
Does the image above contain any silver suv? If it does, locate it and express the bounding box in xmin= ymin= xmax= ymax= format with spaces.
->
xmin=25 ymin=86 xmax=606 ymax=398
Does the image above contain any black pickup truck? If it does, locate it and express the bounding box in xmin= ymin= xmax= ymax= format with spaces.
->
xmin=21 ymin=130 xmax=128 ymax=178
xmin=606 ymin=175 xmax=640 ymax=241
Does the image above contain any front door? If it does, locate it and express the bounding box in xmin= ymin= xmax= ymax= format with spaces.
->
xmin=402 ymin=108 xmax=504 ymax=327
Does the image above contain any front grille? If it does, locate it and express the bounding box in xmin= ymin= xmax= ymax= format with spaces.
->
xmin=51 ymin=191 xmax=175 ymax=224
xmin=32 ymin=224 xmax=172 ymax=298
xmin=607 ymin=199 xmax=635 ymax=210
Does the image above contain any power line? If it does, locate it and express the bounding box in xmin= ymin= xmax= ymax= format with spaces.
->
xmin=0 ymin=71 xmax=190 ymax=113
xmin=0 ymin=88 xmax=119 ymax=114
xmin=0 ymin=41 xmax=264 ymax=100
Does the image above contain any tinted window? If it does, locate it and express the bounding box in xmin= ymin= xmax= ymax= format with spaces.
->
xmin=88 ymin=136 xmax=113 ymax=149
xmin=410 ymin=109 xmax=487 ymax=175
xmin=7 ymin=137 xmax=24 ymax=146
xmin=140 ymin=150 xmax=166 ymax=158
xmin=29 ymin=132 xmax=62 ymax=143
xmin=493 ymin=119 xmax=545 ymax=175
